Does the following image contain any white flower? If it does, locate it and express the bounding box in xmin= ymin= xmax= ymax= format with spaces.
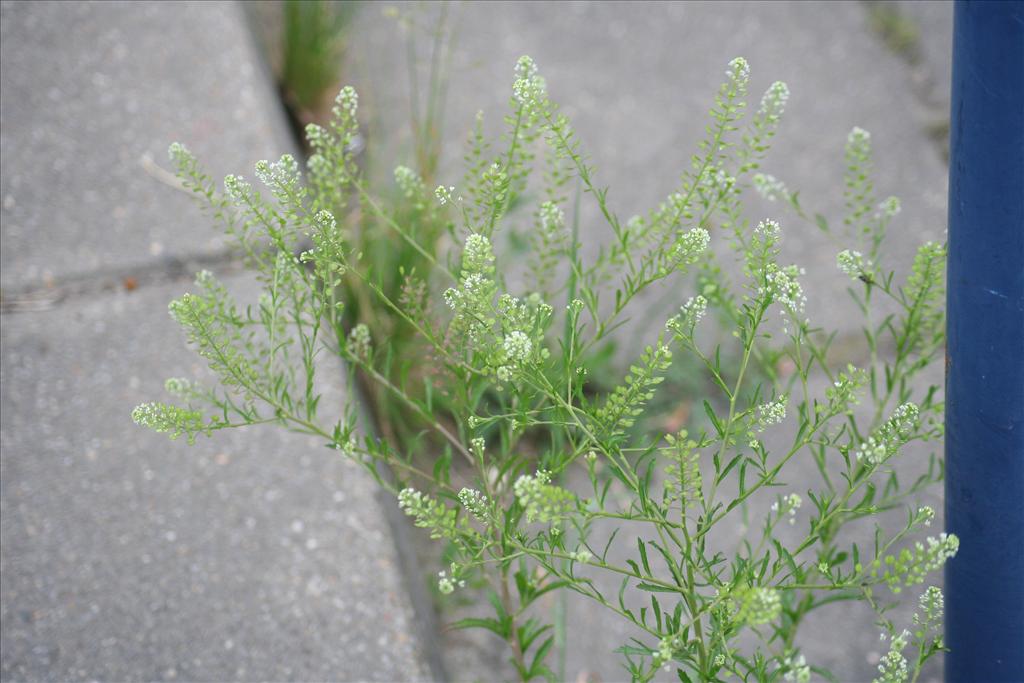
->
xmin=395 ymin=166 xmax=426 ymax=199
xmin=667 ymin=294 xmax=708 ymax=341
xmin=255 ymin=154 xmax=299 ymax=189
xmin=458 ymin=488 xmax=489 ymax=518
xmin=503 ymin=330 xmax=533 ymax=364
xmin=918 ymin=586 xmax=944 ymax=620
xmin=759 ymin=81 xmax=790 ymax=124
xmin=755 ymin=218 xmax=782 ymax=242
xmin=856 ymin=403 xmax=919 ymax=465
xmin=683 ymin=295 xmax=707 ymax=324
xmin=437 ymin=570 xmax=464 ymax=595
xmin=463 ymin=234 xmax=495 ymax=273
xmin=434 ymin=184 xmax=456 ymax=205
xmin=727 ymin=56 xmax=750 ymax=85
xmin=889 ymin=403 xmax=919 ymax=436
xmin=837 ymin=249 xmax=868 ymax=280
xmin=753 ymin=173 xmax=788 ymax=201
xmin=346 ymin=323 xmax=371 ymax=358
xmin=765 ymin=264 xmax=807 ymax=315
xmin=512 ymin=55 xmax=547 ymax=111
xmin=443 ymin=287 xmax=460 ymax=310
xmin=668 ymin=227 xmax=710 ymax=268
xmin=878 ymin=196 xmax=901 ymax=219
xmin=848 ymin=126 xmax=872 ymax=150
xmin=334 ymin=85 xmax=358 ymax=118
xmin=783 ymin=654 xmax=810 ymax=683
xmin=873 ymin=630 xmax=909 ymax=683
xmin=570 ymin=549 xmax=593 ymax=563
xmin=770 ymin=492 xmax=801 ymax=524
xmin=305 ymin=123 xmax=327 ymax=147
xmin=758 ymin=395 xmax=788 ymax=428
xmin=538 ymin=200 xmax=565 ymax=236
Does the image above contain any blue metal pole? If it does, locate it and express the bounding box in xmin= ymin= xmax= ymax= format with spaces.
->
xmin=946 ymin=2 xmax=1024 ymax=681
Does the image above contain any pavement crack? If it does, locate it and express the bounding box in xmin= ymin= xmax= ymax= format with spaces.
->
xmin=0 ymin=249 xmax=246 ymax=315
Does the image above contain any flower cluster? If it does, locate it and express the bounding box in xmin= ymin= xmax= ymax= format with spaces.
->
xmin=904 ymin=241 xmax=947 ymax=349
xmin=837 ymin=248 xmax=872 ymax=282
xmin=512 ymin=55 xmax=547 ymax=115
xmin=753 ymin=173 xmax=788 ymax=202
xmin=394 ymin=165 xmax=426 ymax=200
xmin=223 ymin=173 xmax=255 ymax=206
xmin=847 ymin=126 xmax=872 ymax=160
xmin=873 ymin=630 xmax=909 ymax=683
xmin=346 ymin=323 xmax=371 ymax=359
xmin=513 ymin=470 xmax=576 ymax=524
xmin=332 ymin=85 xmax=358 ymax=119
xmin=569 ymin=548 xmax=593 ymax=564
xmin=734 ymin=586 xmax=781 ymax=626
xmin=458 ymin=487 xmax=489 ymax=520
xmin=303 ymin=209 xmax=348 ymax=286
xmin=445 ymin=233 xmax=498 ymax=344
xmin=254 ymin=153 xmax=302 ymax=198
xmin=872 ymin=533 xmax=959 ymax=593
xmin=667 ymin=295 xmax=708 ymax=341
xmin=758 ymin=80 xmax=790 ymax=125
xmin=131 ymin=402 xmax=206 ymax=444
xmin=666 ymin=227 xmax=711 ymax=272
xmin=912 ymin=586 xmax=945 ymax=654
xmin=877 ymin=196 xmax=901 ymax=219
xmin=856 ymin=402 xmax=919 ymax=466
xmin=764 ymin=263 xmax=807 ymax=317
xmin=654 ymin=633 xmax=683 ymax=670
xmin=502 ymin=330 xmax=531 ymax=364
xmin=434 ymin=184 xmax=456 ymax=205
xmin=398 ymin=488 xmax=457 ymax=540
xmin=782 ymin=654 xmax=811 ymax=683
xmin=915 ymin=506 xmax=936 ymax=528
xmin=771 ymin=492 xmax=802 ymax=525
xmin=438 ymin=568 xmax=466 ymax=595
xmin=755 ymin=217 xmax=781 ymax=243
xmin=727 ymin=56 xmax=750 ymax=87
xmin=826 ymin=364 xmax=870 ymax=414
xmin=537 ymin=200 xmax=564 ymax=237
xmin=749 ymin=394 xmax=788 ymax=448
xmin=917 ymin=586 xmax=944 ymax=628
xmin=164 ymin=377 xmax=201 ymax=399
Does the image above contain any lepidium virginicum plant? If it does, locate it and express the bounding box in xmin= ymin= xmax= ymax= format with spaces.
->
xmin=135 ymin=55 xmax=953 ymax=682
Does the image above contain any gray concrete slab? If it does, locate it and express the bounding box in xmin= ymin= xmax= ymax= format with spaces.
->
xmin=342 ymin=2 xmax=952 ymax=680
xmin=1 ymin=2 xmax=436 ymax=680
xmin=895 ymin=0 xmax=954 ymax=116
xmin=0 ymin=275 xmax=431 ymax=682
xmin=0 ymin=1 xmax=291 ymax=291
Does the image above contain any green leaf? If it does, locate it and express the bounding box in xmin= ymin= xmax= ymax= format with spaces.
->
xmin=703 ymin=400 xmax=723 ymax=437
xmin=637 ymin=539 xmax=652 ymax=575
xmin=451 ymin=617 xmax=508 ymax=637
xmin=814 ymin=212 xmax=830 ymax=233
xmin=636 ymin=582 xmax=679 ymax=593
xmin=528 ymin=636 xmax=556 ymax=680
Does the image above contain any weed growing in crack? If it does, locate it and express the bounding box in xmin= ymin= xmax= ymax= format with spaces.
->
xmin=136 ymin=56 xmax=951 ymax=682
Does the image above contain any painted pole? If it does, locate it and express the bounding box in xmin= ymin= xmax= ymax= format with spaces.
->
xmin=945 ymin=1 xmax=1024 ymax=681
